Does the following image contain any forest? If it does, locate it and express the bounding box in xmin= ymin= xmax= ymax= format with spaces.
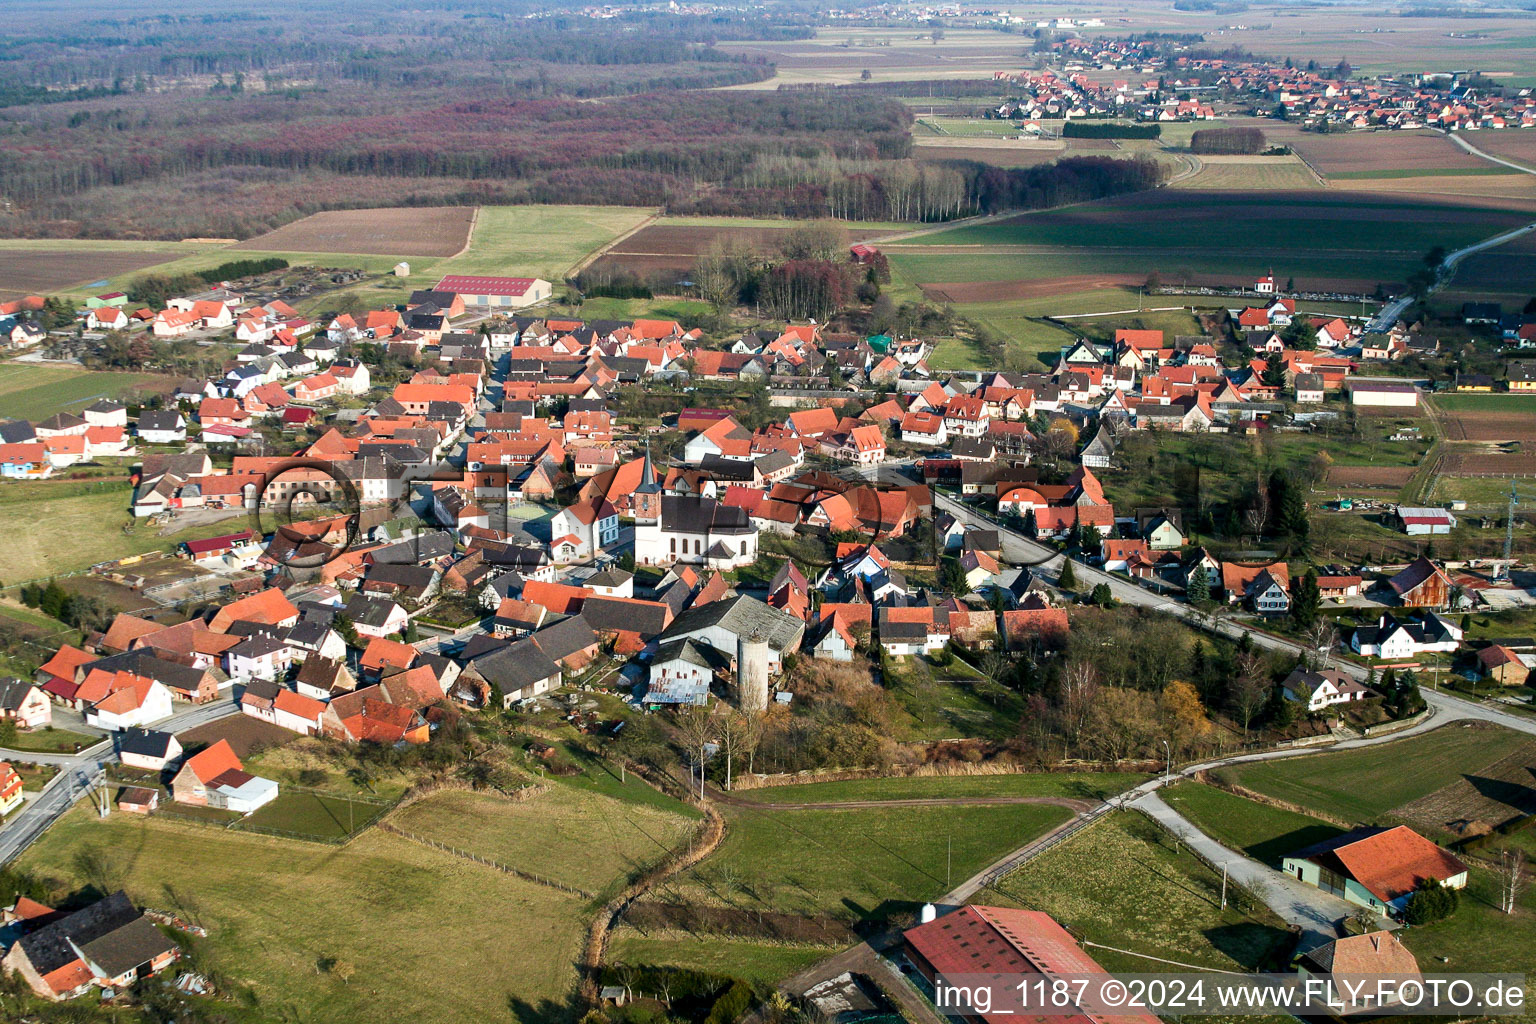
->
xmin=0 ymin=0 xmax=1168 ymax=238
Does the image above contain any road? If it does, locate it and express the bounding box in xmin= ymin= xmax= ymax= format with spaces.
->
xmin=0 ymin=696 xmax=241 ymax=865
xmin=1364 ymin=132 xmax=1536 ymax=334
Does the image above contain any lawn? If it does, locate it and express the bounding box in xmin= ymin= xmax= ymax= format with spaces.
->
xmin=1431 ymin=393 xmax=1536 ymax=412
xmin=607 ymin=931 xmax=834 ymax=986
xmin=1221 ymin=723 xmax=1535 ymax=825
xmin=992 ymin=811 xmax=1296 ymax=973
xmin=390 ymin=784 xmax=698 ymax=899
xmin=2 ymin=726 xmax=99 ymax=754
xmin=17 ymin=805 xmax=595 ymax=1024
xmin=1162 ymin=782 xmax=1347 ymax=867
xmin=0 ymin=478 xmax=252 ymax=581
xmin=239 ymin=790 xmax=390 ymax=841
xmin=674 ymin=799 xmax=1072 ymax=922
xmin=577 ymin=296 xmax=713 ymax=323
xmin=882 ymin=654 xmax=1024 ymax=742
xmin=1398 ymin=862 xmax=1536 ymax=976
xmin=0 ymin=363 xmax=169 ymax=421
xmin=730 ymin=772 xmax=1146 ymax=804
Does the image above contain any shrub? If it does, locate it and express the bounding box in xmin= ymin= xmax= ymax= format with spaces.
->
xmin=1403 ymin=877 xmax=1458 ymax=925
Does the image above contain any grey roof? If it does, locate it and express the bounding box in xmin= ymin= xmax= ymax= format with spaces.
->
xmin=580 ymin=597 xmax=669 ymax=638
xmin=80 ymin=916 xmax=180 ymax=978
xmin=0 ymin=676 xmax=38 ymax=711
xmin=651 ymin=637 xmax=731 ymax=673
xmin=15 ymin=891 xmax=142 ymax=975
xmin=658 ymin=595 xmax=804 ymax=654
xmin=87 ymin=650 xmax=206 ymax=694
xmin=295 ymin=656 xmax=349 ymax=693
xmin=116 ymin=727 xmax=175 ymax=759
xmin=472 ymin=638 xmax=561 ymax=692
xmin=84 ymin=399 xmax=125 ymax=414
xmin=137 ymin=410 xmax=184 ymax=432
xmin=241 ymin=677 xmax=284 ymax=702
xmin=343 ymin=593 xmax=402 ymax=630
xmin=586 ymin=567 xmax=632 ymax=590
xmin=0 ymin=420 xmax=36 ymax=444
xmin=660 ymin=494 xmax=753 ymax=535
xmin=531 ymin=615 xmax=598 ymax=661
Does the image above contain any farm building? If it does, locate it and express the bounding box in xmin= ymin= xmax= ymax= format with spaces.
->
xmin=1395 ymin=507 xmax=1455 ymax=536
xmin=1387 ymin=556 xmax=1452 ymax=609
xmin=902 ymin=906 xmax=1160 ymax=1024
xmin=0 ymin=890 xmax=180 ymax=1000
xmin=1281 ymin=825 xmax=1467 ymax=915
xmin=1347 ymin=381 xmax=1419 ymax=408
xmin=1477 ymin=644 xmax=1530 ymax=686
xmin=169 ymin=739 xmax=279 ymax=814
xmin=434 ymin=275 xmax=552 ymax=309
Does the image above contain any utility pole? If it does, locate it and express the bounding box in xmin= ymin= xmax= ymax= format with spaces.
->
xmin=947 ymin=833 xmax=953 ymax=887
xmin=1221 ymin=862 xmax=1228 ymax=908
xmin=1163 ymin=740 xmax=1172 ymax=785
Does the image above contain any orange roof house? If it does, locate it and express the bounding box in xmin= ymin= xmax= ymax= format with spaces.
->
xmin=208 ymin=588 xmax=300 ymax=633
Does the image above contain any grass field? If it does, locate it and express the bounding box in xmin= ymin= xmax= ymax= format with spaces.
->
xmin=239 ymin=790 xmax=390 ymax=841
xmin=729 ymin=772 xmax=1147 ymax=804
xmin=0 ymin=363 xmax=170 ymax=420
xmin=1219 ymin=723 xmax=1534 ymax=828
xmin=2 ymin=727 xmax=98 ymax=754
xmin=1163 ymin=782 xmax=1346 ymax=866
xmin=994 ymin=811 xmax=1294 ymax=973
xmin=607 ymin=931 xmax=834 ymax=986
xmin=390 ymin=784 xmax=697 ymax=900
xmin=0 ymin=478 xmax=247 ymax=581
xmin=1162 ymin=783 xmax=1536 ymax=977
xmin=1172 ymin=156 xmax=1322 ymax=191
xmin=1431 ymin=393 xmax=1536 ymax=412
xmin=17 ymin=805 xmax=596 ymax=1024
xmin=676 ymin=799 xmax=1072 ymax=922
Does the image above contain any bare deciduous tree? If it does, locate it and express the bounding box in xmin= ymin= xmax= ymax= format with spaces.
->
xmin=1058 ymin=660 xmax=1101 ymax=758
xmin=1494 ymin=847 xmax=1528 ymax=914
xmin=674 ymin=705 xmax=717 ymax=799
xmin=1230 ymin=651 xmax=1270 ymax=739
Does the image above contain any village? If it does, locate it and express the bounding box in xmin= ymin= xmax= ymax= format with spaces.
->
xmin=0 ymin=242 xmax=1531 ymax=1020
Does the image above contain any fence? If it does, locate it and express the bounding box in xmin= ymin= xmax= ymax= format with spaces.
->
xmin=377 ymin=822 xmax=595 ymax=898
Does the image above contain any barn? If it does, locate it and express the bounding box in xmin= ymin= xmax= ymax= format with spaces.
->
xmin=1347 ymin=381 xmax=1419 ymax=408
xmin=1387 ymin=556 xmax=1451 ymax=609
xmin=1395 ymin=506 xmax=1455 ymax=536
xmin=434 ymin=275 xmax=552 ymax=309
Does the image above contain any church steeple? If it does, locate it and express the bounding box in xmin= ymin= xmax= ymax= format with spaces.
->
xmin=637 ymin=443 xmax=660 ymax=494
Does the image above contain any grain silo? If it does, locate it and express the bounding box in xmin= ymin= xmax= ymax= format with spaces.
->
xmin=736 ymin=630 xmax=770 ymax=712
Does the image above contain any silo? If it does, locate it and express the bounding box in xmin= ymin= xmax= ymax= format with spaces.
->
xmin=736 ymin=630 xmax=770 ymax=712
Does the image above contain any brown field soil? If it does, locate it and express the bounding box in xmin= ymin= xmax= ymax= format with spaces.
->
xmin=1438 ymin=409 xmax=1536 ymax=443
xmin=177 ymin=714 xmax=296 ymax=758
xmin=0 ymin=250 xmax=183 ymax=300
xmin=1342 ymin=174 xmax=1536 ymax=200
xmin=240 ymin=206 xmax=476 ymax=257
xmin=1447 ymin=231 xmax=1536 ymax=300
xmin=914 ymin=144 xmax=1063 ymax=168
xmin=595 ymin=223 xmax=890 ymax=274
xmin=1393 ymin=736 xmax=1536 ymax=837
xmin=1440 ymin=450 xmax=1536 ymax=475
xmin=1288 ymin=129 xmax=1489 ymax=176
xmin=1325 ymin=465 xmax=1417 ymax=489
xmin=1469 ymin=131 xmax=1536 ymax=170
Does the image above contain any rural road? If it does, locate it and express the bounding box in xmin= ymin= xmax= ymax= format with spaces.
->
xmin=1366 ymin=132 xmax=1536 ymax=333
xmin=0 ymin=696 xmax=241 ymax=865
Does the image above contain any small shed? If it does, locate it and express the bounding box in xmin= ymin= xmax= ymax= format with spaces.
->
xmin=393 ymin=261 xmax=410 ymax=277
xmin=117 ymin=787 xmax=159 ymax=815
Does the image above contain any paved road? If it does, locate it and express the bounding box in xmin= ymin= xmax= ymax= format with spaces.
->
xmin=1364 ymin=132 xmax=1536 ymax=333
xmin=1136 ymin=791 xmax=1353 ymax=951
xmin=0 ymin=696 xmax=242 ymax=865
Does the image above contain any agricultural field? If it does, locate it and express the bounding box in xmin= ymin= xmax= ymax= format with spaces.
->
xmin=994 ymin=811 xmax=1295 ymax=974
xmin=1324 ymin=464 xmax=1418 ymax=496
xmin=591 ymin=219 xmax=896 ymax=278
xmin=673 ymin=798 xmax=1072 ymax=921
xmin=1171 ymin=155 xmax=1323 ymax=191
xmin=1218 ymin=723 xmax=1536 ymax=839
xmin=0 ymin=478 xmax=185 ymax=581
xmin=390 ymin=785 xmax=697 ymax=900
xmin=0 ymin=363 xmax=172 ymax=421
xmin=1432 ymin=393 xmax=1536 ymax=441
xmin=0 ymin=246 xmax=199 ymax=301
xmin=15 ymin=804 xmax=601 ymax=1024
xmin=239 ymin=206 xmax=477 ymax=258
xmin=728 ymin=772 xmax=1146 ymax=804
xmin=912 ymin=141 xmax=1065 ymax=169
xmin=1440 ymin=228 xmax=1536 ymax=310
xmin=1471 ymin=130 xmax=1536 ymax=172
xmin=177 ymin=715 xmax=301 ymax=759
xmin=1287 ymin=129 xmax=1493 ymax=178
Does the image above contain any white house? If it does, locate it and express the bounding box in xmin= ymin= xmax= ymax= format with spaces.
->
xmin=136 ymin=411 xmax=187 ymax=444
xmin=1351 ymin=613 xmax=1461 ymax=659
xmin=1281 ymin=667 xmax=1376 ymax=712
xmin=84 ymin=678 xmax=173 ymax=731
xmin=634 ymin=495 xmax=758 ymax=570
xmin=224 ymin=635 xmax=295 ymax=681
xmin=548 ymin=498 xmax=620 ymax=564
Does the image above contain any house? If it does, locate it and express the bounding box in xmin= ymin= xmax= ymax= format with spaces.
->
xmin=209 ymin=588 xmax=299 ymax=632
xmin=902 ymin=906 xmax=1160 ymax=1024
xmin=1221 ymin=561 xmax=1290 ymax=613
xmin=1293 ymin=372 xmax=1324 ymax=404
xmin=225 ymin=634 xmax=294 ymax=682
xmin=0 ymin=763 xmax=21 ymax=817
xmin=116 ymin=728 xmax=182 ymax=772
xmin=0 ymin=678 xmax=50 ymax=730
xmin=1395 ymin=506 xmax=1455 ymax=536
xmin=1296 ymin=932 xmax=1421 ymax=1015
xmin=1282 ymin=667 xmax=1376 ymax=712
xmin=1001 ymin=606 xmax=1070 ymax=648
xmin=634 ymin=494 xmax=758 ymax=570
xmin=467 ymin=639 xmax=563 ymax=707
xmin=643 ymin=638 xmax=728 ymax=705
xmin=1281 ymin=825 xmax=1467 ymax=915
xmin=79 ymin=670 xmax=173 ymax=731
xmin=136 ymin=411 xmax=186 ymax=444
xmin=548 ymin=497 xmax=620 ymax=563
xmin=435 ymin=275 xmax=552 ymax=309
xmin=1351 ymin=612 xmax=1460 ymax=659
xmin=1477 ymin=644 xmax=1529 ymax=686
xmin=1387 ymin=556 xmax=1451 ymax=608
xmin=656 ymin=595 xmax=805 ymax=674
xmin=1 ymin=891 xmax=180 ymax=1000
xmin=170 ymin=739 xmax=279 ymax=813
